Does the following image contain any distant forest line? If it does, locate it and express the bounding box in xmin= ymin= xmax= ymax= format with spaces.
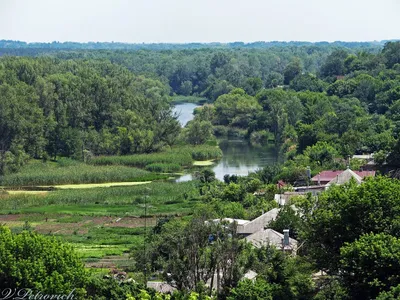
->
xmin=0 ymin=39 xmax=396 ymax=51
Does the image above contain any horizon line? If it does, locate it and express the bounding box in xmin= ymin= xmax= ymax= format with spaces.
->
xmin=2 ymin=39 xmax=399 ymax=45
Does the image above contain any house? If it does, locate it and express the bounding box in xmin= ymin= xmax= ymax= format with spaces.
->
xmin=311 ymin=169 xmax=375 ymax=185
xmin=208 ymin=208 xmax=279 ymax=236
xmin=207 ymin=218 xmax=250 ymax=226
xmin=326 ymin=168 xmax=363 ymax=185
xmin=208 ymin=208 xmax=299 ymax=255
xmin=245 ymin=228 xmax=298 ymax=253
xmin=236 ymin=208 xmax=279 ymax=235
xmin=147 ymin=281 xmax=176 ymax=294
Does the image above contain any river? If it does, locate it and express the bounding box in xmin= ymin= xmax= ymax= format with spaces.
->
xmin=172 ymin=103 xmax=200 ymax=127
xmin=173 ymin=103 xmax=278 ymax=181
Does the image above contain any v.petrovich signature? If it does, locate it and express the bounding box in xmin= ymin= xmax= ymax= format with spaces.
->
xmin=0 ymin=288 xmax=75 ymax=300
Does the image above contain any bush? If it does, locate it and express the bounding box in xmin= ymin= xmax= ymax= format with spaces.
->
xmin=0 ymin=226 xmax=88 ymax=296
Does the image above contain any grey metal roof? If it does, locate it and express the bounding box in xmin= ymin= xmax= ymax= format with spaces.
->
xmin=236 ymin=208 xmax=279 ymax=234
xmin=245 ymin=228 xmax=298 ymax=249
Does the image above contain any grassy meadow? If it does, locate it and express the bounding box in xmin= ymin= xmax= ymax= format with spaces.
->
xmin=0 ymin=213 xmax=154 ymax=266
xmin=0 ymin=145 xmax=217 ymax=269
xmin=0 ymin=181 xmax=199 ymax=216
xmin=0 ymin=180 xmax=200 ymax=267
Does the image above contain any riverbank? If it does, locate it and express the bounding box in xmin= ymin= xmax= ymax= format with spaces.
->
xmin=171 ymin=95 xmax=209 ymax=104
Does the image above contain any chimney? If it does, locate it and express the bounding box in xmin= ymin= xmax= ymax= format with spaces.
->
xmin=283 ymin=229 xmax=290 ymax=247
xmin=306 ymin=166 xmax=311 ymax=179
xmin=317 ymin=174 xmax=321 ymax=186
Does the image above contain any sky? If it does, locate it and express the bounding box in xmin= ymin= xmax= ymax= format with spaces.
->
xmin=0 ymin=0 xmax=399 ymax=43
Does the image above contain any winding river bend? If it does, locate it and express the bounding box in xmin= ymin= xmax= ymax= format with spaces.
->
xmin=173 ymin=103 xmax=278 ymax=181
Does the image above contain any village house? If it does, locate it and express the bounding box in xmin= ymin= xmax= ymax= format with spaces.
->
xmin=273 ymin=168 xmax=376 ymax=205
xmin=245 ymin=228 xmax=298 ymax=253
xmin=209 ymin=207 xmax=298 ymax=255
xmin=311 ymin=168 xmax=375 ymax=185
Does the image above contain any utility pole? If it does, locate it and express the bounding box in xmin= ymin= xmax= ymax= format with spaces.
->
xmin=144 ymin=194 xmax=147 ymax=286
xmin=143 ymin=187 xmax=151 ymax=286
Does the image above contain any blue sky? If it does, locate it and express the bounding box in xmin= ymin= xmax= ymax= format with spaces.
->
xmin=1 ymin=0 xmax=399 ymax=43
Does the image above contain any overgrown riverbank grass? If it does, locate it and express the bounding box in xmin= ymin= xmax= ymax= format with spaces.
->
xmin=0 ymin=181 xmax=199 ymax=216
xmin=90 ymin=145 xmax=222 ymax=168
xmin=0 ymin=159 xmax=167 ymax=186
xmin=171 ymin=95 xmax=209 ymax=104
xmin=145 ymin=163 xmax=181 ymax=173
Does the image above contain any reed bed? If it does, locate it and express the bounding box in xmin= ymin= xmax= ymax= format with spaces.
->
xmin=145 ymin=163 xmax=181 ymax=173
xmin=90 ymin=145 xmax=222 ymax=168
xmin=0 ymin=159 xmax=161 ymax=186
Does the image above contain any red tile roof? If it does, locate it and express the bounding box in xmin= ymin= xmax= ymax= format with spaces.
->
xmin=311 ymin=171 xmax=342 ymax=182
xmin=311 ymin=170 xmax=375 ymax=182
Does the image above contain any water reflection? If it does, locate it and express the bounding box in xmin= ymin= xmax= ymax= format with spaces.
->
xmin=172 ymin=103 xmax=200 ymax=127
xmin=177 ymin=139 xmax=278 ymax=182
xmin=172 ymin=103 xmax=279 ymax=182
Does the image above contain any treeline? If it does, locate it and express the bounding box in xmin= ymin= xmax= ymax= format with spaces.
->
xmin=49 ymin=46 xmax=381 ymax=99
xmin=0 ymin=57 xmax=180 ymax=175
xmin=1 ymin=42 xmax=384 ymax=99
xmin=0 ymin=39 xmax=388 ymax=50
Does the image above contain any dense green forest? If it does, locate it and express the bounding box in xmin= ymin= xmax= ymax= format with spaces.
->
xmin=1 ymin=41 xmax=400 ymax=299
xmin=0 ymin=57 xmax=181 ymax=175
xmin=1 ymin=41 xmax=400 ymax=176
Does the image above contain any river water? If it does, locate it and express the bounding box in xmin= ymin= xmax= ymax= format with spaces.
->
xmin=172 ymin=103 xmax=200 ymax=127
xmin=173 ymin=103 xmax=278 ymax=181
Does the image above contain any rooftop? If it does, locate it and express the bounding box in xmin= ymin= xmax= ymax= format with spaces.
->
xmin=245 ymin=228 xmax=298 ymax=249
xmin=236 ymin=208 xmax=279 ymax=235
xmin=327 ymin=168 xmax=363 ymax=185
xmin=311 ymin=169 xmax=375 ymax=183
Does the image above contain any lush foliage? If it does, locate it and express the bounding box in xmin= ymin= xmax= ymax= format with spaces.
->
xmin=0 ymin=57 xmax=180 ymax=175
xmin=0 ymin=226 xmax=88 ymax=296
xmin=340 ymin=233 xmax=400 ymax=299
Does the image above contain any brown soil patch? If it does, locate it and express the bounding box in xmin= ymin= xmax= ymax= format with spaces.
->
xmin=0 ymin=215 xmax=21 ymax=222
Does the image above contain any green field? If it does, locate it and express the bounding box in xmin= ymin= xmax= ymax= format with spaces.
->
xmin=0 ymin=179 xmax=200 ymax=267
xmin=0 ymin=214 xmax=154 ymax=266
xmin=0 ymin=181 xmax=199 ymax=216
xmin=0 ymin=148 xmax=211 ymax=269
